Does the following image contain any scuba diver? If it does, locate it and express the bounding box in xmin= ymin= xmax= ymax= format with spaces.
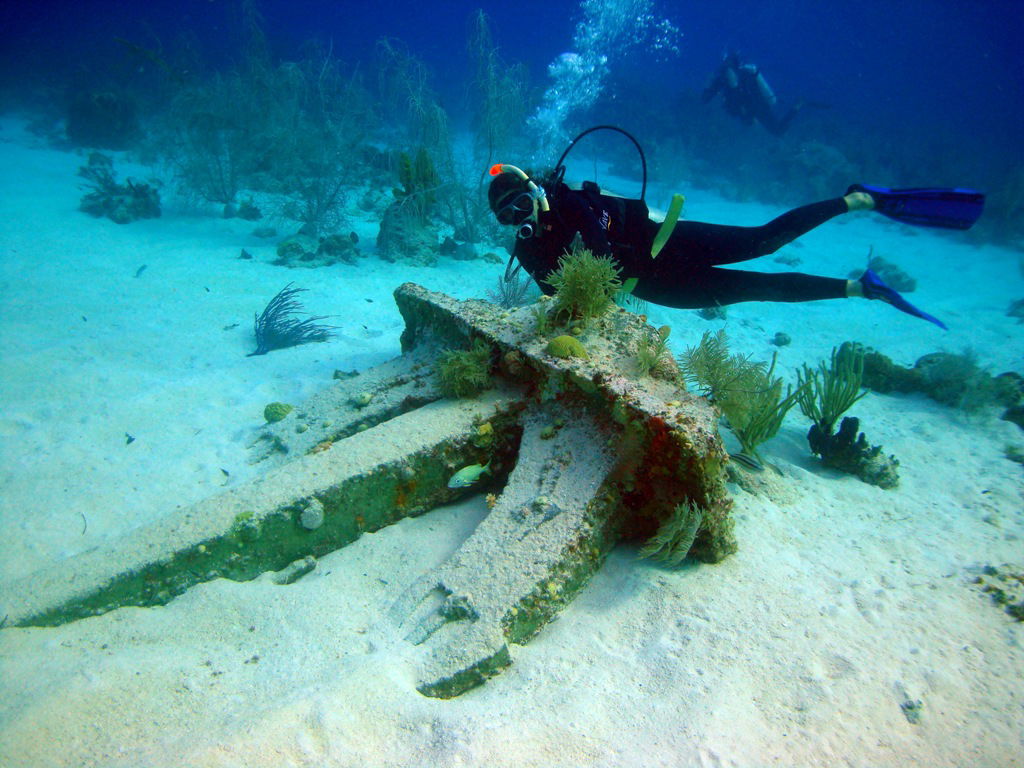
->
xmin=488 ymin=127 xmax=985 ymax=330
xmin=701 ymin=51 xmax=802 ymax=136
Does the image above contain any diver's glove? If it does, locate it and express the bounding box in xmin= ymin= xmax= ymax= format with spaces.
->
xmin=860 ymin=269 xmax=948 ymax=330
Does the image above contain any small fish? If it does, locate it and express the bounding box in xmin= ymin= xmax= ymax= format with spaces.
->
xmin=223 ymin=322 xmax=239 ymax=331
xmin=729 ymin=452 xmax=764 ymax=472
xmin=134 ymin=264 xmax=148 ymax=278
xmin=448 ymin=461 xmax=491 ymax=489
xmin=125 ymin=432 xmax=136 ymax=445
xmin=239 ymin=249 xmax=253 ymax=260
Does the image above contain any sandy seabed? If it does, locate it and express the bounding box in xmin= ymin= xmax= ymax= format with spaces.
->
xmin=0 ymin=117 xmax=1021 ymax=767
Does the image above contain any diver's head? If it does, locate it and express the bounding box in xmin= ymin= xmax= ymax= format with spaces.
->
xmin=488 ymin=172 xmax=537 ymax=236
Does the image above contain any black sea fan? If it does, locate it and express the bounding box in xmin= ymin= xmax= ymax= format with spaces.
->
xmin=248 ymin=283 xmax=337 ymax=356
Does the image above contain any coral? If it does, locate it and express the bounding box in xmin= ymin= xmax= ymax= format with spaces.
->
xmin=796 ymin=345 xmax=898 ymax=487
xmin=164 ymin=72 xmax=250 ymax=208
xmin=376 ymin=199 xmax=438 ymax=266
xmin=1003 ymin=405 xmax=1024 ymax=432
xmin=639 ymin=500 xmax=704 ymax=566
xmin=546 ymin=238 xmax=622 ymax=326
xmin=973 ymin=564 xmax=1024 ymax=622
xmin=487 ymin=269 xmax=534 ymax=308
xmin=78 ymin=153 xmax=161 ymax=224
xmin=468 ymin=10 xmax=530 ymax=169
xmin=697 ymin=305 xmax=727 ymax=321
xmin=280 ymin=148 xmax=351 ymax=239
xmin=248 ymin=284 xmax=336 ymax=356
xmin=999 ymin=372 xmax=1024 ymax=409
xmin=863 ymin=247 xmax=917 ymax=293
xmin=436 ymin=339 xmax=493 ymax=398
xmin=861 ymin=347 xmax=924 ymax=394
xmin=807 ymin=416 xmax=900 ymax=489
xmin=500 ymin=349 xmax=530 ymax=380
xmin=679 ymin=330 xmax=801 ymax=459
xmin=263 ymin=402 xmax=293 ymax=423
xmin=547 ymin=335 xmax=589 ymax=360
xmin=274 ymin=235 xmax=319 ymax=265
xmin=635 ymin=325 xmax=676 ymax=380
xmin=861 ymin=346 xmax=1022 ymax=428
xmin=678 ymin=329 xmax=764 ymax=419
xmin=299 ymin=498 xmax=326 ymax=530
xmin=350 ymin=392 xmax=374 ymax=408
xmin=728 ymin=353 xmax=804 ymax=460
xmin=375 ymin=39 xmax=451 ymax=159
xmin=1007 ymin=298 xmax=1024 ymax=323
xmin=796 ymin=343 xmax=868 ymax=435
xmin=913 ymin=350 xmax=1000 ymax=413
xmin=316 ymin=234 xmax=358 ymax=265
xmin=473 ymin=422 xmax=495 ymax=448
xmin=393 ymin=147 xmax=440 ymax=225
xmin=532 ymin=303 xmax=553 ymax=337
xmin=1003 ymin=444 xmax=1024 ymax=466
xmin=234 ymin=198 xmax=262 ymax=221
xmin=161 ymin=34 xmax=371 ymax=224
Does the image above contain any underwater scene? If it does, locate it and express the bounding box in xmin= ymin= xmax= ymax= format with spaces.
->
xmin=1 ymin=0 xmax=1022 ymax=765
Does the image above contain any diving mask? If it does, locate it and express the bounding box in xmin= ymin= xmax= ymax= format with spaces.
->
xmin=496 ymin=191 xmax=540 ymax=238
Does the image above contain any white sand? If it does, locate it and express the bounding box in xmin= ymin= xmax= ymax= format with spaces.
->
xmin=1 ymin=116 xmax=1021 ymax=767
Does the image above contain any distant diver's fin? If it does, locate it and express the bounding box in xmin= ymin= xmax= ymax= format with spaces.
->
xmin=848 ymin=184 xmax=985 ymax=230
xmin=860 ymin=269 xmax=948 ymax=330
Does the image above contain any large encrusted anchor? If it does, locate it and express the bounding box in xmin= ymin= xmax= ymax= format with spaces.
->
xmin=0 ymin=283 xmax=735 ymax=698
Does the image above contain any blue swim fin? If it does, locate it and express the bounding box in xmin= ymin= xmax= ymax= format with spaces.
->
xmin=860 ymin=269 xmax=947 ymax=330
xmin=848 ymin=184 xmax=985 ymax=230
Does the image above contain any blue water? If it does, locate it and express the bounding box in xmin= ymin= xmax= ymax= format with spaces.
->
xmin=3 ymin=0 xmax=1022 ymax=175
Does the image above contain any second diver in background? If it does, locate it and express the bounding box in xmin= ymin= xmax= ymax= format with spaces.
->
xmin=702 ymin=51 xmax=805 ymax=136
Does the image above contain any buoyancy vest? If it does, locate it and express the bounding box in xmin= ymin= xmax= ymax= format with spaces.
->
xmin=577 ymin=180 xmax=653 ymax=259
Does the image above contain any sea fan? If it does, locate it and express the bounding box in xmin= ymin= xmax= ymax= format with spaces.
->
xmin=248 ymin=283 xmax=337 ymax=356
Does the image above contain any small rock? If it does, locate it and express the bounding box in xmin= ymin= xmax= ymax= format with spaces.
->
xmin=299 ymin=498 xmax=326 ymax=530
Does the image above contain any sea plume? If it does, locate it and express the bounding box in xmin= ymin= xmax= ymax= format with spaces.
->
xmin=248 ymin=283 xmax=336 ymax=356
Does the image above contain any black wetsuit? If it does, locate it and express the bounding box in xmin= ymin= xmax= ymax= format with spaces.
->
xmin=514 ymin=183 xmax=848 ymax=309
